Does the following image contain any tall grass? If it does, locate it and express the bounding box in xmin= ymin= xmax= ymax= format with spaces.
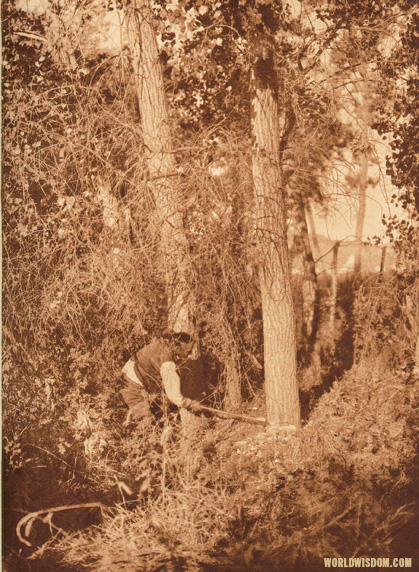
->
xmin=10 ymin=356 xmax=416 ymax=572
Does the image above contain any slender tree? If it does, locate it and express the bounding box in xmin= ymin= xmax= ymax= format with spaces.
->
xmin=291 ymin=190 xmax=319 ymax=357
xmin=123 ymin=0 xmax=193 ymax=334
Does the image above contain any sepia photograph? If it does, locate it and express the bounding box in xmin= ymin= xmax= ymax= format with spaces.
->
xmin=2 ymin=0 xmax=418 ymax=570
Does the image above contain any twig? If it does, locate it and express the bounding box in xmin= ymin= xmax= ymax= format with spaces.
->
xmin=16 ymin=502 xmax=105 ymax=547
xmin=15 ymin=31 xmax=52 ymax=45
xmin=24 ymin=444 xmax=72 ymax=468
xmin=324 ymin=507 xmax=352 ymax=530
xmin=3 ymin=326 xmax=37 ymax=372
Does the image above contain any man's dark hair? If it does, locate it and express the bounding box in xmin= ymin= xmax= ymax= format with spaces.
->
xmin=162 ymin=330 xmax=192 ymax=345
xmin=173 ymin=332 xmax=192 ymax=344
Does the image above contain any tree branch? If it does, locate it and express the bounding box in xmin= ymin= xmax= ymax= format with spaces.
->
xmin=16 ymin=502 xmax=105 ymax=547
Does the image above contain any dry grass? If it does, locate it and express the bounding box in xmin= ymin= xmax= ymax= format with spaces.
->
xmin=12 ymin=359 xmax=415 ymax=572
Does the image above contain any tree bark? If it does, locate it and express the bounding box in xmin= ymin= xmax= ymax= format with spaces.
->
xmin=354 ymin=143 xmax=368 ymax=275
xmin=124 ymin=0 xmax=192 ymax=334
xmin=292 ymin=193 xmax=319 ymax=356
xmin=306 ymin=203 xmax=320 ymax=260
xmin=224 ymin=345 xmax=242 ymax=412
xmin=413 ymin=332 xmax=419 ymax=378
xmin=250 ymin=46 xmax=301 ymax=428
xmin=379 ymin=246 xmax=386 ymax=277
xmin=330 ymin=241 xmax=339 ymax=341
xmin=354 ymin=62 xmax=370 ymax=277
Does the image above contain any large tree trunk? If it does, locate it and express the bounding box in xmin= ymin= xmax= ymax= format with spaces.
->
xmin=250 ymin=46 xmax=301 ymax=429
xmin=124 ymin=0 xmax=192 ymax=333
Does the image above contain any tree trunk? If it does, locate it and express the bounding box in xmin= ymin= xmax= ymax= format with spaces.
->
xmin=379 ymin=246 xmax=386 ymax=277
xmin=330 ymin=241 xmax=339 ymax=341
xmin=124 ymin=0 xmax=192 ymax=334
xmin=306 ymin=203 xmax=320 ymax=260
xmin=292 ymin=193 xmax=319 ymax=357
xmin=413 ymin=332 xmax=419 ymax=378
xmin=224 ymin=345 xmax=242 ymax=412
xmin=354 ymin=145 xmax=368 ymax=275
xmin=354 ymin=62 xmax=369 ymax=277
xmin=250 ymin=46 xmax=301 ymax=428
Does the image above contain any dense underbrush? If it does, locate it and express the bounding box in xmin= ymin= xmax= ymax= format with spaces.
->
xmin=4 ymin=271 xmax=418 ymax=571
xmin=5 ymin=357 xmax=418 ymax=572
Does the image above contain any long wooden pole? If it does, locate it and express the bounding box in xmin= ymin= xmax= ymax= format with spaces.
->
xmin=198 ymin=405 xmax=296 ymax=429
xmin=199 ymin=404 xmax=267 ymax=425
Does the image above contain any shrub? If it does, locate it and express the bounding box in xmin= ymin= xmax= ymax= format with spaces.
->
xmin=10 ymin=357 xmax=416 ymax=572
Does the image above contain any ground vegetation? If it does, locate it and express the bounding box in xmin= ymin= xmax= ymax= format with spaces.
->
xmin=2 ymin=0 xmax=419 ymax=570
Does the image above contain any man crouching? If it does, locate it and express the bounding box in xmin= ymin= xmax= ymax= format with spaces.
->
xmin=120 ymin=331 xmax=202 ymax=427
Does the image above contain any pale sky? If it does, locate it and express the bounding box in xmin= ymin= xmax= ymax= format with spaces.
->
xmin=312 ymin=136 xmax=402 ymax=243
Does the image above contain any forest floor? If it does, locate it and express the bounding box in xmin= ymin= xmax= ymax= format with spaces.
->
xmin=4 ymin=356 xmax=419 ymax=572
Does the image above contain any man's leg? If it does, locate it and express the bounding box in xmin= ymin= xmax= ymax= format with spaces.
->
xmin=121 ymin=382 xmax=151 ymax=426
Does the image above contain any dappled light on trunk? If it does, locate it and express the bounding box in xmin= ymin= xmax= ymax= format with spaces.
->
xmin=250 ymin=41 xmax=300 ymax=429
xmin=124 ymin=0 xmax=193 ymax=334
